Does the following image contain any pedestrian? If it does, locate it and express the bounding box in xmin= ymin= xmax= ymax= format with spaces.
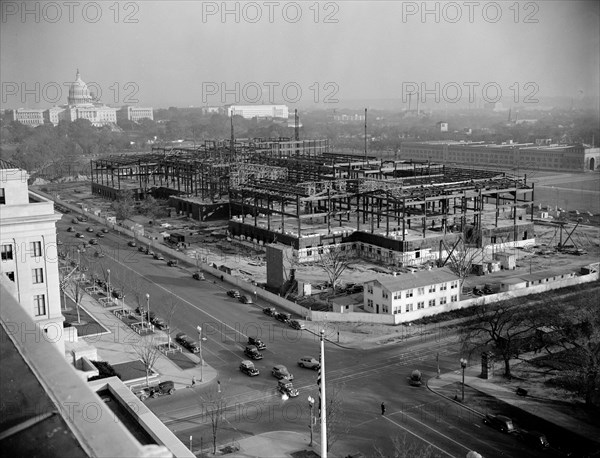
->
xmin=192 ymin=376 xmax=196 ymax=386
xmin=381 ymin=402 xmax=386 ymax=415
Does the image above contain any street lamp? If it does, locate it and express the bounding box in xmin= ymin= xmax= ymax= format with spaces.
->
xmin=460 ymin=358 xmax=468 ymax=402
xmin=196 ymin=325 xmax=203 ymax=382
xmin=107 ymin=269 xmax=111 ymax=301
xmin=308 ymin=396 xmax=315 ymax=447
xmin=77 ymin=249 xmax=81 ymax=271
xmin=146 ymin=293 xmax=150 ymax=328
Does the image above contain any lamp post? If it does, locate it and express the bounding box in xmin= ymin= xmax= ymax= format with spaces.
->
xmin=146 ymin=293 xmax=150 ymax=328
xmin=77 ymin=249 xmax=81 ymax=271
xmin=196 ymin=325 xmax=203 ymax=382
xmin=460 ymin=358 xmax=468 ymax=402
xmin=308 ymin=396 xmax=315 ymax=447
xmin=107 ymin=269 xmax=111 ymax=301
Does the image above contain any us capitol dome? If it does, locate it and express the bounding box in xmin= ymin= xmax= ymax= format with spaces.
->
xmin=68 ymin=69 xmax=94 ymax=105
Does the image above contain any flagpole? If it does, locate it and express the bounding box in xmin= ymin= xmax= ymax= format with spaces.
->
xmin=320 ymin=329 xmax=327 ymax=458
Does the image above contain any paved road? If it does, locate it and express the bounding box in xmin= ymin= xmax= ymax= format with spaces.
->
xmin=56 ymin=214 xmax=572 ymax=457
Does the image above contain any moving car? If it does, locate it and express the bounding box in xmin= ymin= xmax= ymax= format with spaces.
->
xmin=227 ymin=289 xmax=241 ymax=298
xmin=272 ymin=365 xmax=293 ymax=380
xmin=75 ymin=233 xmax=84 ymax=238
xmin=298 ymin=356 xmax=320 ymax=370
xmin=409 ymin=370 xmax=422 ymax=387
xmin=71 ymin=218 xmax=79 ymax=224
xmin=136 ymin=381 xmax=175 ymax=401
xmin=101 ymin=228 xmax=109 ymax=233
xmin=288 ymin=320 xmax=305 ymax=330
xmin=153 ymin=253 xmax=165 ymax=260
xmin=175 ymin=332 xmax=200 ymax=353
xmin=278 ymin=378 xmax=299 ymax=397
xmin=67 ymin=226 xmax=75 ymax=232
xmin=239 ymin=360 xmax=260 ymax=376
xmin=167 ymin=260 xmax=178 ymax=267
xmin=86 ymin=227 xmax=94 ymax=232
xmin=89 ymin=238 xmax=98 ymax=245
xmin=238 ymin=295 xmax=253 ymax=304
xmin=96 ymin=232 xmax=105 ymax=238
xmin=192 ymin=272 xmax=205 ymax=280
xmin=244 ymin=345 xmax=263 ymax=360
xmin=263 ymin=307 xmax=276 ymax=316
xmin=248 ymin=336 xmax=266 ymax=350
xmin=483 ymin=414 xmax=516 ymax=434
xmin=128 ymin=241 xmax=137 ymax=247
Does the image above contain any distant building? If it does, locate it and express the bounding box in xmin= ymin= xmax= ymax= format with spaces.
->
xmin=363 ymin=268 xmax=460 ymax=318
xmin=11 ymin=108 xmax=45 ymax=126
xmin=333 ymin=113 xmax=366 ymax=122
xmin=201 ymin=106 xmax=224 ymax=115
xmin=227 ymin=104 xmax=289 ymax=119
xmin=118 ymin=106 xmax=154 ymax=122
xmin=401 ymin=140 xmax=599 ymax=172
xmin=437 ymin=121 xmax=448 ymax=132
xmin=0 ymin=160 xmax=64 ymax=354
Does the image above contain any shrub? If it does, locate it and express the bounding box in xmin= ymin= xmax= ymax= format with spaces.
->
xmin=88 ymin=360 xmax=122 ymax=381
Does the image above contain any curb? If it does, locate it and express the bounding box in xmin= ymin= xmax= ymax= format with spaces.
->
xmin=426 ymin=376 xmax=485 ymax=418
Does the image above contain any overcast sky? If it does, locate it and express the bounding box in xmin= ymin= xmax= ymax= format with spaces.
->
xmin=1 ymin=1 xmax=598 ymax=109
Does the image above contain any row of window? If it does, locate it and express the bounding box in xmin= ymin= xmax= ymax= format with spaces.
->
xmin=367 ymin=281 xmax=458 ymax=298
xmin=368 ymin=295 xmax=458 ymax=313
xmin=4 ymin=268 xmax=44 ymax=284
xmin=1 ymin=242 xmax=43 ymax=260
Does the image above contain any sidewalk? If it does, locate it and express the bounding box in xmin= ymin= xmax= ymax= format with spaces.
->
xmin=71 ymin=289 xmax=218 ymax=391
xmin=226 ymin=431 xmax=319 ymax=458
xmin=428 ymin=363 xmax=600 ymax=442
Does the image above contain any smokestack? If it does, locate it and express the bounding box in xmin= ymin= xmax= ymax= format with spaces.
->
xmin=364 ymin=108 xmax=368 ymax=162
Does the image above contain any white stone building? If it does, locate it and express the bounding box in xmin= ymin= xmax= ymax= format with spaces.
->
xmin=0 ymin=160 xmax=65 ymax=353
xmin=363 ymin=268 xmax=460 ymax=319
xmin=228 ymin=104 xmax=289 ymax=119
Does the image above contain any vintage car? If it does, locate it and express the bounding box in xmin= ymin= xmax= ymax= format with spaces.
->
xmin=239 ymin=360 xmax=260 ymax=376
xmin=174 ymin=332 xmax=200 ymax=353
xmin=248 ymin=336 xmax=266 ymax=350
xmin=244 ymin=345 xmax=263 ymax=360
xmin=277 ymin=378 xmax=299 ymax=397
xmin=238 ymin=295 xmax=253 ymax=304
xmin=136 ymin=381 xmax=175 ymax=401
xmin=275 ymin=312 xmax=291 ymax=324
xmin=298 ymin=356 xmax=320 ymax=370
xmin=271 ymin=364 xmax=293 ymax=380
xmin=227 ymin=289 xmax=241 ymax=298
xmin=192 ymin=272 xmax=205 ymax=280
xmin=288 ymin=320 xmax=305 ymax=330
xmin=263 ymin=307 xmax=276 ymax=316
xmin=128 ymin=240 xmax=137 ymax=247
xmin=483 ymin=414 xmax=516 ymax=434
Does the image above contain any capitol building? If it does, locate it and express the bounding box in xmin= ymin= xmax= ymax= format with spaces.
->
xmin=10 ymin=70 xmax=152 ymax=127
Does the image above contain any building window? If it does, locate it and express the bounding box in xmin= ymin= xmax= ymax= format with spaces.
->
xmin=440 ymin=283 xmax=447 ymax=291
xmin=367 ymin=299 xmax=373 ymax=308
xmin=34 ymin=294 xmax=46 ymax=316
xmin=428 ymin=299 xmax=436 ymax=307
xmin=32 ymin=268 xmax=44 ymax=284
xmin=451 ymin=295 xmax=458 ymax=302
xmin=450 ymin=281 xmax=458 ymax=289
xmin=393 ymin=292 xmax=401 ymax=300
xmin=0 ymin=188 xmax=5 ymax=204
xmin=405 ymin=303 xmax=413 ymax=312
xmin=417 ymin=287 xmax=425 ymax=295
xmin=31 ymin=241 xmax=42 ymax=257
xmin=382 ymin=291 xmax=388 ymax=299
xmin=406 ymin=289 xmax=413 ymax=298
xmin=367 ymin=285 xmax=373 ymax=294
xmin=429 ymin=285 xmax=436 ymax=293
xmin=440 ymin=297 xmax=447 ymax=305
xmin=1 ymin=244 xmax=13 ymax=261
xmin=417 ymin=301 xmax=425 ymax=309
xmin=6 ymin=272 xmax=15 ymax=282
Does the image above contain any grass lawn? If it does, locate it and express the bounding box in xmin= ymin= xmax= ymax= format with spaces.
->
xmin=112 ymin=360 xmax=157 ymax=382
xmin=62 ymin=296 xmax=107 ymax=337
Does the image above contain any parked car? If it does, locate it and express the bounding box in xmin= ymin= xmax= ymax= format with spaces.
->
xmin=151 ymin=317 xmax=169 ymax=330
xmin=272 ymin=365 xmax=293 ymax=380
xmin=248 ymin=336 xmax=266 ymax=350
xmin=276 ymin=312 xmax=291 ymax=323
xmin=483 ymin=414 xmax=516 ymax=434
xmin=288 ymin=320 xmax=305 ymax=330
xmin=277 ymin=378 xmax=299 ymax=397
xmin=167 ymin=260 xmax=178 ymax=267
xmin=75 ymin=233 xmax=84 ymax=238
xmin=263 ymin=307 xmax=276 ymax=316
xmin=175 ymin=332 xmax=200 ymax=353
xmin=89 ymin=238 xmax=98 ymax=245
xmin=111 ymin=290 xmax=124 ymax=299
xmin=192 ymin=272 xmax=205 ymax=280
xmin=239 ymin=295 xmax=253 ymax=304
xmin=244 ymin=345 xmax=263 ymax=360
xmin=86 ymin=227 xmax=94 ymax=232
xmin=67 ymin=226 xmax=75 ymax=232
xmin=94 ymin=251 xmax=105 ymax=258
xmin=227 ymin=289 xmax=241 ymax=298
xmin=101 ymin=228 xmax=109 ymax=233
xmin=77 ymin=216 xmax=88 ymax=222
xmin=138 ymin=246 xmax=146 ymax=252
xmin=135 ymin=307 xmax=156 ymax=323
xmin=136 ymin=381 xmax=175 ymax=401
xmin=128 ymin=241 xmax=137 ymax=247
xmin=298 ymin=356 xmax=320 ymax=370
xmin=515 ymin=430 xmax=550 ymax=449
xmin=239 ymin=360 xmax=260 ymax=376
xmin=153 ymin=253 xmax=164 ymax=260
xmin=96 ymin=232 xmax=105 ymax=238
xmin=71 ymin=218 xmax=79 ymax=224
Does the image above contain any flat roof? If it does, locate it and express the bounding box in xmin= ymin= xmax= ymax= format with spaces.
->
xmin=369 ymin=268 xmax=458 ymax=291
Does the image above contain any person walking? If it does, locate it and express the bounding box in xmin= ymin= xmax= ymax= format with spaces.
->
xmin=381 ymin=402 xmax=386 ymax=415
xmin=192 ymin=376 xmax=196 ymax=386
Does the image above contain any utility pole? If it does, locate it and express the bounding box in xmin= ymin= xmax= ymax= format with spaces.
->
xmin=320 ymin=329 xmax=327 ymax=458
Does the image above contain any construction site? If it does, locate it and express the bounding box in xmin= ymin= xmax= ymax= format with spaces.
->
xmin=89 ymin=135 xmax=537 ymax=270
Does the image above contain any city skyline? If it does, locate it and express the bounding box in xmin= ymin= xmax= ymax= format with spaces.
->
xmin=1 ymin=1 xmax=599 ymax=110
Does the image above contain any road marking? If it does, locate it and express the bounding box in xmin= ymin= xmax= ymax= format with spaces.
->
xmin=382 ymin=415 xmax=456 ymax=457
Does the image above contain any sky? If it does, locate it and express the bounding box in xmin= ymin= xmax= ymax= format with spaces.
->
xmin=1 ymin=1 xmax=599 ymax=110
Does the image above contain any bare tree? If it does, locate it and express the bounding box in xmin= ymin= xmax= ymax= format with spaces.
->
xmin=132 ymin=336 xmax=161 ymax=387
xmin=316 ymin=245 xmax=352 ymax=294
xmin=374 ymin=433 xmax=442 ymax=458
xmin=443 ymin=233 xmax=481 ymax=290
xmin=162 ymin=294 xmax=179 ymax=349
xmin=461 ymin=300 xmax=537 ymax=378
xmin=200 ymin=390 xmax=227 ymax=454
xmin=65 ymin=277 xmax=85 ymax=324
xmin=318 ymin=384 xmax=350 ymax=455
